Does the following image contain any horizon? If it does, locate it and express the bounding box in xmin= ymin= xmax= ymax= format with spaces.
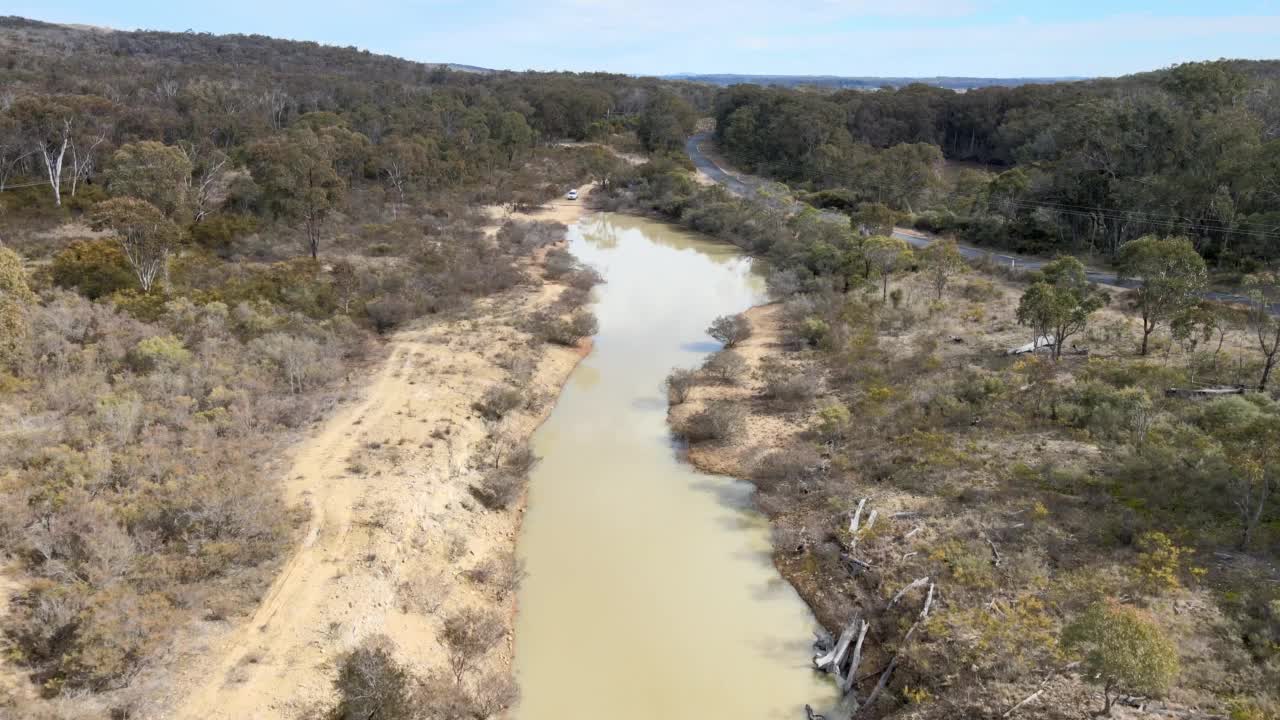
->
xmin=11 ymin=1 xmax=1280 ymax=78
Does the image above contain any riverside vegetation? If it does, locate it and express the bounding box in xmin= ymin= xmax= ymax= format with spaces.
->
xmin=0 ymin=16 xmax=687 ymax=718
xmin=647 ymin=169 xmax=1280 ymax=715
xmin=589 ymin=71 xmax=1280 ymax=716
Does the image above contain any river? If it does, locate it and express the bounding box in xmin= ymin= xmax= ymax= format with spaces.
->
xmin=513 ymin=212 xmax=836 ymax=719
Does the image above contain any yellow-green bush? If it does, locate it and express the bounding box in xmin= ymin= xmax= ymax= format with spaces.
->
xmin=126 ymin=334 xmax=192 ymax=372
xmin=49 ymin=239 xmax=136 ymax=299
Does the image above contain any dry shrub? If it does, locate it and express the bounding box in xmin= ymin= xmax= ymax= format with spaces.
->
xmin=472 ymin=671 xmax=520 ymax=717
xmin=397 ymin=570 xmax=451 ymax=615
xmin=751 ymin=444 xmax=823 ymax=492
xmin=555 ymin=286 xmax=591 ymax=311
xmin=679 ymin=402 xmax=744 ymax=443
xmin=329 ymin=635 xmax=416 ymax=720
xmin=701 ymin=349 xmax=747 ymax=385
xmin=418 ymin=670 xmax=483 ymax=718
xmin=502 ymin=443 xmax=540 ymax=476
xmin=465 ymin=551 xmax=526 ymax=599
xmin=759 ymin=356 xmax=819 ymax=410
xmin=364 ymin=295 xmax=415 ymax=334
xmin=664 ymin=367 xmax=697 ymax=404
xmin=707 ymin=313 xmax=752 ymax=348
xmin=471 ymin=470 xmax=523 ymax=510
xmin=0 ymin=289 xmax=340 ymax=694
xmin=498 ymin=220 xmax=566 ymax=253
xmin=473 ymin=384 xmax=523 ymax=421
xmin=441 ymin=608 xmax=506 ymax=684
xmin=542 ymin=248 xmax=577 ymax=279
xmin=445 ymin=533 xmax=468 ymax=562
xmin=565 ymin=267 xmax=603 ymax=291
xmin=530 ymin=309 xmax=597 ymax=346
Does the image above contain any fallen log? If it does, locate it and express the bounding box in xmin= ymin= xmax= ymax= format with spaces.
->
xmin=1164 ymin=385 xmax=1247 ymax=399
xmin=840 ymin=620 xmax=870 ymax=695
xmin=859 ymin=582 xmax=936 ymax=714
xmin=1006 ymin=336 xmax=1055 ymax=356
xmin=1002 ymin=687 xmax=1046 ymax=718
xmin=814 ymin=615 xmax=861 ymax=672
xmin=849 ymin=498 xmax=867 ymax=535
xmin=983 ymin=532 xmax=1002 ymax=567
xmin=887 ymin=577 xmax=929 ymax=609
xmin=842 ymin=553 xmax=873 ymax=574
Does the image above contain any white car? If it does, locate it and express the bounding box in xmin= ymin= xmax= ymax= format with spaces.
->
xmin=566 ymin=189 xmax=578 ymax=200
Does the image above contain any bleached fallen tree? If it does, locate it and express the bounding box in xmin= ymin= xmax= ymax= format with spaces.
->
xmin=1007 ymin=335 xmax=1056 ymax=356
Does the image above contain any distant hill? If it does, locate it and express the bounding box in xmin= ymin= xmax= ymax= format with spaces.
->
xmin=0 ymin=15 xmax=494 ymax=75
xmin=664 ymin=73 xmax=1088 ymax=90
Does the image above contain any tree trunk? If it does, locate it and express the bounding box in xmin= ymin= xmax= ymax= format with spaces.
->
xmin=814 ymin=616 xmax=860 ymax=675
xmin=1239 ymin=474 xmax=1269 ymax=550
xmin=1140 ymin=318 xmax=1154 ymax=356
xmin=39 ymin=138 xmax=67 ymax=207
xmin=1260 ymin=351 xmax=1277 ymax=392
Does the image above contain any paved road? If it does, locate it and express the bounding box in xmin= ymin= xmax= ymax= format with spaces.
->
xmin=686 ymin=131 xmax=1255 ymax=305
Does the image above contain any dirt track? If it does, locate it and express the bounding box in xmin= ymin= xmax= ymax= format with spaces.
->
xmin=164 ymin=190 xmax=595 ymax=719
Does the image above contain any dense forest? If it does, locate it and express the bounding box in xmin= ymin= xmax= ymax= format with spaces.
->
xmin=711 ymin=61 xmax=1280 ymax=265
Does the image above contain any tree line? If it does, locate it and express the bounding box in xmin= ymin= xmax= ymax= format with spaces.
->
xmin=711 ymin=60 xmax=1280 ymax=266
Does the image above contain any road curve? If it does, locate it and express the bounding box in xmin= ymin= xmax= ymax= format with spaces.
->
xmin=686 ymin=131 xmax=1255 ymax=306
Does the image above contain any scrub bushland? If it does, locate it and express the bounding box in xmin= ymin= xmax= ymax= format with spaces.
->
xmin=669 ymin=260 xmax=1280 ymax=717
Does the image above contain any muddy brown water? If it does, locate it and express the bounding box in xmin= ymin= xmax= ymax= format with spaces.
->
xmin=514 ymin=213 xmax=837 ymax=719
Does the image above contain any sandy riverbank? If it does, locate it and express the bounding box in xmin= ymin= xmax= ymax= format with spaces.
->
xmin=159 ymin=190 xmax=599 ymax=719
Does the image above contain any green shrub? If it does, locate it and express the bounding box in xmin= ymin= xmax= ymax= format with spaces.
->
xmin=1133 ymin=531 xmax=1191 ymax=594
xmin=190 ymin=214 xmax=258 ymax=256
xmin=1062 ymin=600 xmax=1179 ymax=715
xmin=50 ymin=239 xmax=136 ymax=299
xmin=1061 ymin=383 xmax=1153 ymax=442
xmin=127 ymin=334 xmax=191 ymax=372
xmin=959 ymin=278 xmax=1000 ymax=302
xmin=813 ymin=402 xmax=851 ymax=441
xmin=797 ymin=316 xmax=830 ymax=348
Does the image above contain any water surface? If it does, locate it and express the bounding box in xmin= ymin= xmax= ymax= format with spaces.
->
xmin=514 ymin=213 xmax=836 ymax=719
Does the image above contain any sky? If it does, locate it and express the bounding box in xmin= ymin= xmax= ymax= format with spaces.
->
xmin=14 ymin=0 xmax=1280 ymax=78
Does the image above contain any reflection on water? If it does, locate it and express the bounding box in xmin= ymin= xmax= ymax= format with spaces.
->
xmin=513 ymin=213 xmax=836 ymax=720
